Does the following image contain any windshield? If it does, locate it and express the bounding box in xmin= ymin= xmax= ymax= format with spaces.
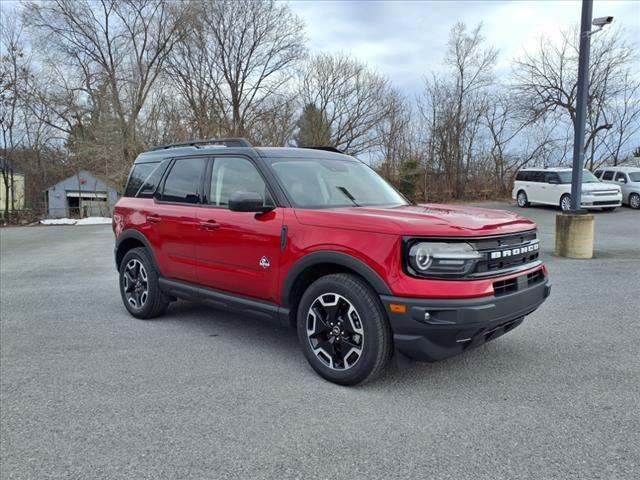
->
xmin=628 ymin=172 xmax=640 ymax=182
xmin=557 ymin=170 xmax=600 ymax=183
xmin=269 ymin=158 xmax=408 ymax=208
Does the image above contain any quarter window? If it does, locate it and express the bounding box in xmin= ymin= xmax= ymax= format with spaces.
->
xmin=161 ymin=157 xmax=207 ymax=204
xmin=209 ymin=157 xmax=272 ymax=207
xmin=124 ymin=163 xmax=156 ymax=197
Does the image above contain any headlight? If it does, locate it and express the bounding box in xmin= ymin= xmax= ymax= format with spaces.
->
xmin=407 ymin=242 xmax=482 ymax=277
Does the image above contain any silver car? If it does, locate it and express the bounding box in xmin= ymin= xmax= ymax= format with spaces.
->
xmin=594 ymin=166 xmax=640 ymax=209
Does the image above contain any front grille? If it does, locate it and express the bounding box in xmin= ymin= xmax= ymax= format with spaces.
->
xmin=470 ymin=230 xmax=540 ymax=278
xmin=592 ymin=191 xmax=619 ymax=196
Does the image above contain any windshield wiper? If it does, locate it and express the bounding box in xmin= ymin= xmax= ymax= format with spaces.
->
xmin=336 ymin=186 xmax=360 ymax=206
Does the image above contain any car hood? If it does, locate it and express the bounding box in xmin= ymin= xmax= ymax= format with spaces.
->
xmin=294 ymin=204 xmax=537 ymax=237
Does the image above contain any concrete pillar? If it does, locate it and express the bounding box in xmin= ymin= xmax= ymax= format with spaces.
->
xmin=555 ymin=213 xmax=595 ymax=259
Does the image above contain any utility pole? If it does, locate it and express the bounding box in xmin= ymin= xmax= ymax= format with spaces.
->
xmin=569 ymin=0 xmax=592 ymax=212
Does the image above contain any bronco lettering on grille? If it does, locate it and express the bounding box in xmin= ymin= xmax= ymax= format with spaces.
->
xmin=489 ymin=241 xmax=539 ymax=259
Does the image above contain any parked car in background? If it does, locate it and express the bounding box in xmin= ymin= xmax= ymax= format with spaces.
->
xmin=513 ymin=168 xmax=622 ymax=212
xmin=594 ymin=166 xmax=640 ymax=210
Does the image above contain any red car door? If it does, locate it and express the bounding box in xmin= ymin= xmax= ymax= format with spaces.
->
xmin=149 ymin=156 xmax=207 ymax=282
xmin=195 ymin=156 xmax=283 ymax=303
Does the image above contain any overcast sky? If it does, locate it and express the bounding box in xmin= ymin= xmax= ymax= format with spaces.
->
xmin=288 ymin=0 xmax=640 ymax=96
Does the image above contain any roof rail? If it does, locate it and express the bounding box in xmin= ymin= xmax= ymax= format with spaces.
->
xmin=300 ymin=146 xmax=343 ymax=154
xmin=150 ymin=137 xmax=252 ymax=151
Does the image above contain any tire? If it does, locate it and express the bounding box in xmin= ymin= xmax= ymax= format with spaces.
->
xmin=516 ymin=190 xmax=529 ymax=208
xmin=629 ymin=193 xmax=640 ymax=210
xmin=560 ymin=194 xmax=572 ymax=212
xmin=119 ymin=247 xmax=169 ymax=319
xmin=296 ymin=273 xmax=393 ymax=386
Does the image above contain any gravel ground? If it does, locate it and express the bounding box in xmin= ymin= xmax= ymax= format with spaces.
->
xmin=1 ymin=204 xmax=639 ymax=480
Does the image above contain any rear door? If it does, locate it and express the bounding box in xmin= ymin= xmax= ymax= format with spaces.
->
xmin=148 ymin=156 xmax=208 ymax=282
xmin=195 ymin=155 xmax=283 ymax=303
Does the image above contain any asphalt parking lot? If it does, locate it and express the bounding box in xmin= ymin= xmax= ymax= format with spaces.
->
xmin=1 ymin=203 xmax=639 ymax=480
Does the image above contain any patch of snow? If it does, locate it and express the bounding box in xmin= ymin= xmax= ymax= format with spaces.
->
xmin=40 ymin=218 xmax=77 ymax=225
xmin=75 ymin=217 xmax=112 ymax=226
xmin=40 ymin=216 xmax=112 ymax=226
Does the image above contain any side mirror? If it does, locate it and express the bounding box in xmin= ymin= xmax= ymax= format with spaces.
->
xmin=548 ymin=178 xmax=559 ymax=184
xmin=228 ymin=191 xmax=274 ymax=213
xmin=617 ymin=178 xmax=627 ymax=184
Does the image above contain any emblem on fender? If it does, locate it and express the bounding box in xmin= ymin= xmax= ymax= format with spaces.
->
xmin=259 ymin=256 xmax=270 ymax=269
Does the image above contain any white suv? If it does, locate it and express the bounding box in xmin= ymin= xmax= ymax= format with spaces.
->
xmin=593 ymin=166 xmax=640 ymax=209
xmin=512 ymin=168 xmax=622 ymax=212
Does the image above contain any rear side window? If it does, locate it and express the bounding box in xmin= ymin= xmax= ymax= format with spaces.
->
xmin=161 ymin=157 xmax=207 ymax=204
xmin=529 ymin=172 xmax=544 ymax=182
xmin=602 ymin=171 xmax=614 ymax=180
xmin=124 ymin=163 xmax=157 ymax=197
xmin=544 ymin=172 xmax=560 ymax=183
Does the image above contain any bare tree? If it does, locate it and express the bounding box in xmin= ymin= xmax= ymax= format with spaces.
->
xmin=0 ymin=19 xmax=29 ymax=218
xmin=24 ymin=0 xmax=192 ymax=184
xmin=167 ymin=0 xmax=306 ymax=140
xmin=300 ymin=53 xmax=394 ymax=155
xmin=418 ymin=22 xmax=497 ymax=199
xmin=512 ymin=26 xmax=639 ymax=169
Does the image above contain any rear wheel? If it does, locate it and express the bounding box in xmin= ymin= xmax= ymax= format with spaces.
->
xmin=297 ymin=273 xmax=393 ymax=386
xmin=119 ymin=247 xmax=169 ymax=319
xmin=516 ymin=190 xmax=529 ymax=208
xmin=629 ymin=193 xmax=640 ymax=210
xmin=560 ymin=194 xmax=572 ymax=212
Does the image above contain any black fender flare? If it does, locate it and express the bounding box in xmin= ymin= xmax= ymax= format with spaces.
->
xmin=281 ymin=251 xmax=392 ymax=309
xmin=114 ymin=229 xmax=160 ymax=273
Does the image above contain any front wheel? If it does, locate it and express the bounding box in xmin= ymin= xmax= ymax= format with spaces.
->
xmin=629 ymin=193 xmax=640 ymax=210
xmin=560 ymin=194 xmax=572 ymax=212
xmin=516 ymin=190 xmax=529 ymax=208
xmin=297 ymin=273 xmax=393 ymax=386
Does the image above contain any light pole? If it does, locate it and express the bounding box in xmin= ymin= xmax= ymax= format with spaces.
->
xmin=555 ymin=0 xmax=613 ymax=258
xmin=569 ymin=1 xmax=614 ymax=211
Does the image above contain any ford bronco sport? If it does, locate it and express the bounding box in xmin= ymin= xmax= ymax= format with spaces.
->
xmin=113 ymin=138 xmax=550 ymax=385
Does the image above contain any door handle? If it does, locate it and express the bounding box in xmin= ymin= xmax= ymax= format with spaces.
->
xmin=147 ymin=214 xmax=161 ymax=224
xmin=199 ymin=220 xmax=220 ymax=230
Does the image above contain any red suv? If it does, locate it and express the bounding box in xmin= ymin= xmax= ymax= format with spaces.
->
xmin=113 ymin=138 xmax=550 ymax=385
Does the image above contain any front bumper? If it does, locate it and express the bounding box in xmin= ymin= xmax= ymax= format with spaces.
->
xmin=581 ymin=192 xmax=622 ymax=208
xmin=381 ymin=276 xmax=550 ymax=362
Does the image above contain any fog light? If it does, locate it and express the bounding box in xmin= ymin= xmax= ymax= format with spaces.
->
xmin=424 ymin=312 xmax=431 ymax=321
